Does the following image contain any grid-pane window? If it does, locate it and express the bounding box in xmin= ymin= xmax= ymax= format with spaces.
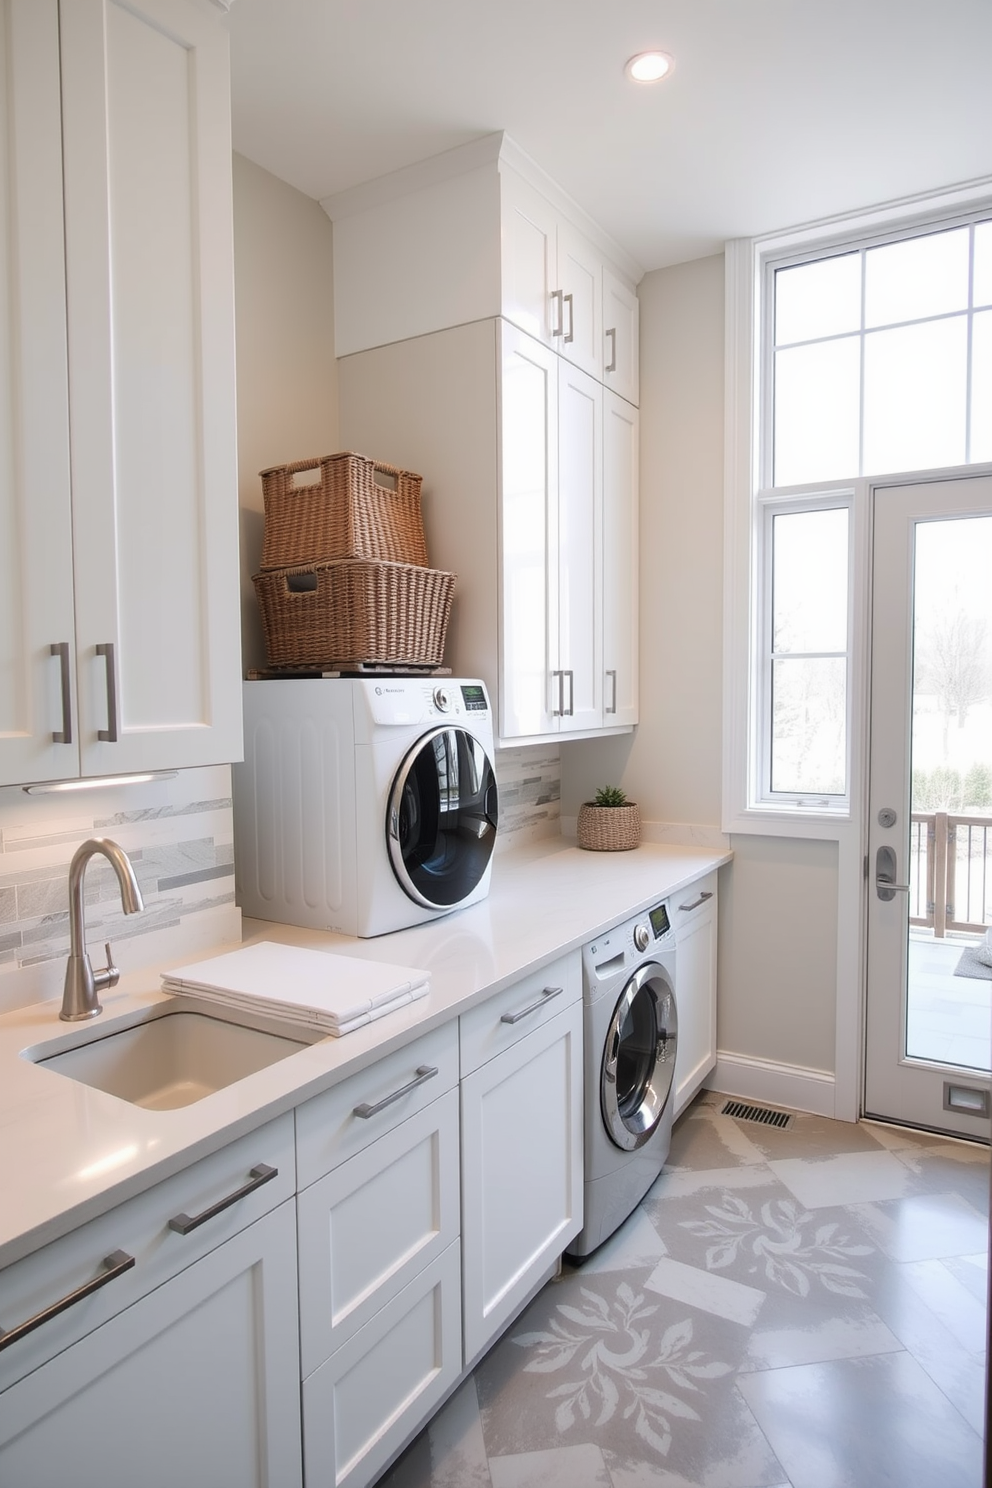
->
xmin=765 ymin=505 xmax=849 ymax=802
xmin=771 ymin=218 xmax=992 ymax=487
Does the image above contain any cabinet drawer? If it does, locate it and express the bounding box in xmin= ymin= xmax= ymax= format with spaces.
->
xmin=0 ymin=1201 xmax=303 ymax=1488
xmin=0 ymin=1113 xmax=294 ymax=1392
xmin=295 ymin=1021 xmax=458 ymax=1190
xmin=298 ymin=1086 xmax=459 ymax=1375
xmin=672 ymin=872 xmax=717 ymax=933
xmin=459 ymin=951 xmax=580 ymax=1076
xmin=302 ymin=1239 xmax=462 ymax=1488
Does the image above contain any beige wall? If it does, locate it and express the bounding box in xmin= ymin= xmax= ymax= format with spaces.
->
xmin=561 ymin=254 xmax=725 ymax=824
xmin=232 ymin=153 xmax=338 ymax=671
xmin=562 ymin=252 xmax=840 ymax=1084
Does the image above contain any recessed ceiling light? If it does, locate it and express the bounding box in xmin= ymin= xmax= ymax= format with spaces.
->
xmin=625 ymin=51 xmax=674 ymax=83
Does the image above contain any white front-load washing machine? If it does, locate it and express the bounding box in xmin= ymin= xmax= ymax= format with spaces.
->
xmin=233 ymin=676 xmax=499 ymax=937
xmin=568 ymin=901 xmax=679 ymax=1257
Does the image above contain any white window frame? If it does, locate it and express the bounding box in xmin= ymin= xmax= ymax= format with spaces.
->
xmin=754 ymin=487 xmax=855 ymax=815
xmin=723 ymin=175 xmax=992 ymax=1125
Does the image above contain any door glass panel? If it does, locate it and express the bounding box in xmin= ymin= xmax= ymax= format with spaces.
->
xmin=906 ymin=515 xmax=992 ymax=1072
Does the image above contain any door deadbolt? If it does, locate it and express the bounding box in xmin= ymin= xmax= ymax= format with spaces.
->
xmin=877 ymin=807 xmax=897 ymax=829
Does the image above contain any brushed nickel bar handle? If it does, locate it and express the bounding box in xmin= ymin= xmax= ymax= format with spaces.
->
xmin=501 ymin=984 xmax=564 ymax=1025
xmin=96 ymin=643 xmax=118 ymax=742
xmin=353 ymin=1065 xmax=438 ymax=1119
xmin=168 ymin=1163 xmax=278 ymax=1235
xmin=606 ymin=668 xmax=617 ymax=715
xmin=552 ymin=669 xmax=564 ymax=717
xmin=563 ymin=292 xmax=574 ymax=344
xmin=551 ymin=288 xmax=564 ymax=337
xmin=565 ymin=670 xmax=574 ymax=716
xmin=679 ymin=890 xmax=714 ymax=913
xmin=0 ymin=1249 xmax=134 ymax=1352
xmin=605 ymin=327 xmax=617 ymax=373
xmin=50 ymin=641 xmax=72 ymax=744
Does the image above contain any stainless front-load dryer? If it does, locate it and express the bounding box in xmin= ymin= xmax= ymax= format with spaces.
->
xmin=568 ymin=902 xmax=678 ymax=1257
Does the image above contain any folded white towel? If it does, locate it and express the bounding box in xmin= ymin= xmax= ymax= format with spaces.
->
xmin=162 ymin=941 xmax=430 ymax=1032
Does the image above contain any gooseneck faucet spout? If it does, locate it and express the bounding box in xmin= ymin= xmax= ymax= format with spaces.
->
xmin=60 ymin=838 xmax=145 ymax=1022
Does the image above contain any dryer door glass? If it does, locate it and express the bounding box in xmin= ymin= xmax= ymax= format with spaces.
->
xmin=387 ymin=726 xmax=499 ymax=908
xmin=601 ymin=965 xmax=678 ymax=1151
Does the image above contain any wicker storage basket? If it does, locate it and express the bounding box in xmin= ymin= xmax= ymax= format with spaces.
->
xmin=259 ymin=453 xmax=428 ymax=570
xmin=252 ymin=559 xmax=455 ymax=669
xmin=576 ymin=802 xmax=641 ymax=852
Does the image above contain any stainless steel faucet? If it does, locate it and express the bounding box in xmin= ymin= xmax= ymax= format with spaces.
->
xmin=60 ymin=838 xmax=145 ymax=1022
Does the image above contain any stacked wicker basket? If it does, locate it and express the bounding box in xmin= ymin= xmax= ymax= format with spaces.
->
xmin=252 ymin=452 xmax=455 ymax=671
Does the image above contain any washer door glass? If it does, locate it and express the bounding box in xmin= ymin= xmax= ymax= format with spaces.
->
xmin=601 ymin=963 xmax=678 ymax=1151
xmin=387 ymin=726 xmax=499 ymax=909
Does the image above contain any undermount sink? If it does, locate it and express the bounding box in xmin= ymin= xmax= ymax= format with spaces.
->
xmin=33 ymin=1008 xmax=313 ymax=1111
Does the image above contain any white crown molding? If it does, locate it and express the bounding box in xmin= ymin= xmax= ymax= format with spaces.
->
xmin=321 ymin=129 xmax=643 ymax=284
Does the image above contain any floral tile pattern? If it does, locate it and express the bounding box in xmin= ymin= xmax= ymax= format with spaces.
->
xmin=376 ymin=1095 xmax=989 ymax=1488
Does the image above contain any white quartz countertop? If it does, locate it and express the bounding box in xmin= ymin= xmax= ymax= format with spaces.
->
xmin=0 ymin=837 xmax=730 ymax=1268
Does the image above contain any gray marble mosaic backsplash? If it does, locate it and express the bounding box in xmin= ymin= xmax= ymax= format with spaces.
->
xmin=0 ymin=767 xmax=240 ymax=1012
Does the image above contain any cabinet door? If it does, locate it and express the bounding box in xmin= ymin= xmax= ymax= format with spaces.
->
xmin=297 ymin=1086 xmax=460 ymax=1375
xmin=303 ymin=1240 xmax=462 ymax=1488
xmin=557 ymin=218 xmax=603 ymax=380
xmin=499 ymin=322 xmax=559 ymax=740
xmin=59 ymin=0 xmax=242 ymax=776
xmin=461 ymin=999 xmax=584 ymax=1365
xmin=500 ymin=167 xmax=558 ymax=348
xmin=673 ymin=879 xmax=718 ymax=1117
xmin=0 ymin=1201 xmax=303 ymax=1488
xmin=602 ymin=392 xmax=639 ymax=727
xmin=557 ymin=360 xmax=603 ymax=733
xmin=603 ymin=267 xmax=640 ymax=406
xmin=0 ymin=0 xmax=77 ymax=787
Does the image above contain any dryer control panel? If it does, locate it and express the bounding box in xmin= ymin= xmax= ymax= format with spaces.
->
xmin=584 ymin=900 xmax=675 ymax=981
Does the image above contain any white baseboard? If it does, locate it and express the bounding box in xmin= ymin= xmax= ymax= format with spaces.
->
xmin=707 ymin=1050 xmax=837 ymax=1119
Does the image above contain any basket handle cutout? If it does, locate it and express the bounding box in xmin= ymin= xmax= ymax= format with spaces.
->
xmin=285 ymin=571 xmax=318 ymax=593
xmin=372 ymin=465 xmax=397 ymax=492
xmin=290 ymin=465 xmax=322 ymax=491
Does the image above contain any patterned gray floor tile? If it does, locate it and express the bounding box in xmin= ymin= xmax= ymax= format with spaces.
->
xmin=944 ymin=1252 xmax=990 ymax=1306
xmin=849 ymin=1190 xmax=989 ymax=1262
xmin=767 ymin=1148 xmax=926 ymax=1208
xmin=891 ymin=1142 xmax=992 ymax=1209
xmin=488 ymin=1442 xmax=612 ymax=1487
xmin=723 ymin=1110 xmax=896 ymax=1162
xmin=566 ymin=1206 xmax=669 ymax=1276
xmin=666 ymin=1104 xmax=767 ymax=1172
xmin=737 ymin=1350 xmax=984 ymax=1488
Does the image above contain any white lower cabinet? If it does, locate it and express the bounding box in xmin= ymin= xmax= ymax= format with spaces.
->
xmin=460 ymin=957 xmax=584 ymax=1365
xmin=0 ymin=1200 xmax=303 ymax=1488
xmin=673 ymin=873 xmax=719 ymax=1117
xmin=302 ymin=1240 xmax=462 ymax=1488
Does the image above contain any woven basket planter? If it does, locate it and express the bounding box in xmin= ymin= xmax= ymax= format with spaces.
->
xmin=576 ymin=802 xmax=641 ymax=852
xmin=258 ymin=452 xmax=428 ymax=570
xmin=253 ymin=558 xmax=455 ymax=670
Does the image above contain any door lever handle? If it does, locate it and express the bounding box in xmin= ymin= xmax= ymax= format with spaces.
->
xmin=875 ymin=844 xmax=910 ymax=901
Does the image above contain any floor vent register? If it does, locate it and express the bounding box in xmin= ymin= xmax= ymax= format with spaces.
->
xmin=720 ymin=1099 xmax=794 ymax=1129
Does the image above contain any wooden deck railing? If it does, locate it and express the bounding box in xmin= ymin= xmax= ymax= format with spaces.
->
xmin=909 ymin=812 xmax=992 ymax=936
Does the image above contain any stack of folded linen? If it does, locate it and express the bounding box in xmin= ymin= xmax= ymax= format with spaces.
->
xmin=161 ymin=941 xmax=430 ymax=1036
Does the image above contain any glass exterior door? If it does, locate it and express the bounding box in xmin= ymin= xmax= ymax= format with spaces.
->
xmin=865 ymin=475 xmax=992 ymax=1137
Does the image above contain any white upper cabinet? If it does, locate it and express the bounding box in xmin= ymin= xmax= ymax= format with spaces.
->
xmin=602 ymin=392 xmax=639 ymax=727
xmin=603 ymin=267 xmax=640 ymax=406
xmin=325 ymin=133 xmax=640 ymax=403
xmin=0 ymin=0 xmax=242 ymax=788
xmin=501 ymin=168 xmax=604 ymax=382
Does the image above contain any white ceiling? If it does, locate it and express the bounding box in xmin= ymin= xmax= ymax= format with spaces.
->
xmin=228 ymin=0 xmax=992 ymax=273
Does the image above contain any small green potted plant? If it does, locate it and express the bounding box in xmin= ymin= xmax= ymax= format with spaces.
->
xmin=577 ymin=785 xmax=641 ymax=851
